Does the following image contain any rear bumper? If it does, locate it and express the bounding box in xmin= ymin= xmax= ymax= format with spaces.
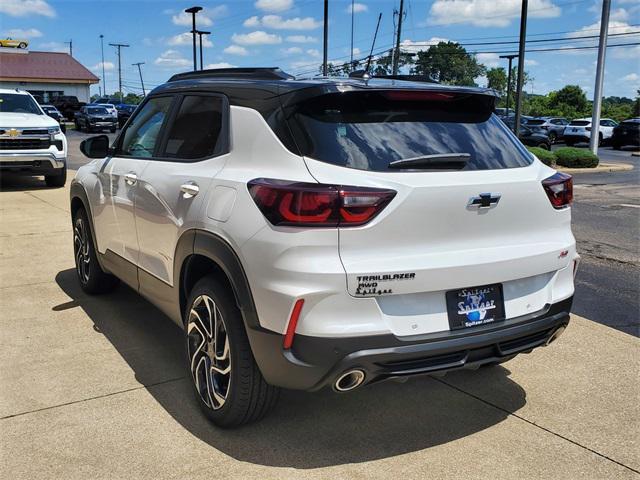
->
xmin=248 ymin=296 xmax=573 ymax=391
xmin=0 ymin=152 xmax=66 ymax=174
xmin=563 ymin=134 xmax=590 ymax=142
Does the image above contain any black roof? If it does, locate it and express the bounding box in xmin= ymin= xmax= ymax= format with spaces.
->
xmin=152 ymin=67 xmax=498 ymax=105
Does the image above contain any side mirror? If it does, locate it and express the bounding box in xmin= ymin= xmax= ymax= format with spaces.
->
xmin=80 ymin=135 xmax=110 ymax=158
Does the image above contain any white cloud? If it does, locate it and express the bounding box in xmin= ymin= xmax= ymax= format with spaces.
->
xmin=205 ymin=62 xmax=236 ymax=69
xmin=224 ymin=45 xmax=249 ymax=56
xmin=231 ymin=31 xmax=282 ymax=45
xmin=621 ymin=73 xmax=639 ymax=83
xmin=286 ymin=35 xmax=317 ymax=43
xmin=281 ymin=46 xmax=303 ymax=55
xmin=168 ymin=32 xmax=213 ymax=47
xmin=37 ymin=41 xmax=67 ymax=53
xmin=476 ymin=52 xmax=500 ymax=68
xmin=0 ymin=0 xmax=55 ymax=17
xmin=567 ymin=20 xmax=636 ymax=37
xmin=400 ymin=37 xmax=450 ymax=54
xmin=610 ymin=8 xmax=629 ymax=22
xmin=525 ymin=59 xmax=539 ymax=66
xmin=90 ymin=61 xmax=115 ymax=72
xmin=255 ymin=0 xmax=293 ymax=13
xmin=352 ymin=47 xmax=361 ymax=56
xmin=246 ymin=15 xmax=321 ymax=30
xmin=306 ymin=49 xmax=321 ymax=58
xmin=613 ymin=45 xmax=640 ymax=59
xmin=347 ymin=3 xmax=368 ymax=13
xmin=154 ymin=49 xmax=191 ymax=68
xmin=244 ymin=16 xmax=261 ymax=27
xmin=171 ymin=6 xmax=227 ymax=28
xmin=428 ymin=0 xmax=561 ymax=27
xmin=3 ymin=28 xmax=43 ymax=39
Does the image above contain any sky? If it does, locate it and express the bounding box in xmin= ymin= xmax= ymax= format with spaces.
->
xmin=1 ymin=0 xmax=638 ymax=98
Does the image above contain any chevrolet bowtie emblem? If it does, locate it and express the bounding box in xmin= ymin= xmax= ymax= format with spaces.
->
xmin=468 ymin=193 xmax=501 ymax=209
xmin=8 ymin=128 xmax=20 ymax=137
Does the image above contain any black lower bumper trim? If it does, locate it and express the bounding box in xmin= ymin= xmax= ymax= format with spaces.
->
xmin=247 ymin=296 xmax=573 ymax=392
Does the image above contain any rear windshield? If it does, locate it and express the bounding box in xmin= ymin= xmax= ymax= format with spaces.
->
xmin=88 ymin=107 xmax=108 ymax=114
xmin=569 ymin=120 xmax=589 ymax=126
xmin=527 ymin=119 xmax=546 ymax=125
xmin=285 ymin=91 xmax=532 ymax=172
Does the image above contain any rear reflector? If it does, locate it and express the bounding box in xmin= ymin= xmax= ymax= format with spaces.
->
xmin=248 ymin=178 xmax=396 ymax=227
xmin=283 ymin=299 xmax=304 ymax=350
xmin=542 ymin=172 xmax=573 ymax=209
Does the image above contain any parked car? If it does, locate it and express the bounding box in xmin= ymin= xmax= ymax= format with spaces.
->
xmin=502 ymin=117 xmax=552 ymax=149
xmin=563 ymin=118 xmax=618 ymax=146
xmin=72 ymin=68 xmax=577 ymax=427
xmin=50 ymin=95 xmax=86 ymax=121
xmin=0 ymin=88 xmax=67 ymax=187
xmin=526 ymin=117 xmax=569 ymax=144
xmin=74 ymin=105 xmax=117 ymax=133
xmin=40 ymin=105 xmax=67 ymax=133
xmin=0 ymin=38 xmax=28 ymax=49
xmin=91 ymin=103 xmax=118 ymax=118
xmin=116 ymin=104 xmax=137 ymax=128
xmin=610 ymin=118 xmax=640 ymax=149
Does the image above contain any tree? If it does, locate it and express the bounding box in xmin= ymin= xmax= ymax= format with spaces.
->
xmin=549 ymin=85 xmax=588 ymax=114
xmin=413 ymin=42 xmax=485 ymax=86
xmin=486 ymin=67 xmax=507 ymax=95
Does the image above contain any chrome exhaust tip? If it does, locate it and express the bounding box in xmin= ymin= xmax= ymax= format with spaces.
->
xmin=545 ymin=325 xmax=566 ymax=346
xmin=334 ymin=369 xmax=366 ymax=392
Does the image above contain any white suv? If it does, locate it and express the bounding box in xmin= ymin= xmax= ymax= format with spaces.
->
xmin=563 ymin=117 xmax=618 ymax=146
xmin=70 ymin=68 xmax=578 ymax=427
xmin=0 ymin=88 xmax=67 ymax=187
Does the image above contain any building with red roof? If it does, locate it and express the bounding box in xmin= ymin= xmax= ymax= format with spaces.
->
xmin=0 ymin=49 xmax=99 ymax=103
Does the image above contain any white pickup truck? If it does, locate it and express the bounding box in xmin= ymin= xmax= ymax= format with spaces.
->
xmin=0 ymin=88 xmax=67 ymax=187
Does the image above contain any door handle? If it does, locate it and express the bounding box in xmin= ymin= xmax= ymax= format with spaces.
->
xmin=180 ymin=182 xmax=200 ymax=198
xmin=124 ymin=172 xmax=137 ymax=185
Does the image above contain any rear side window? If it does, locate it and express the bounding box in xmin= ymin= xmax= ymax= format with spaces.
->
xmin=285 ymin=91 xmax=532 ymax=172
xmin=527 ymin=119 xmax=546 ymax=126
xmin=119 ymin=96 xmax=172 ymax=158
xmin=570 ymin=120 xmax=589 ymax=126
xmin=160 ymin=95 xmax=226 ymax=161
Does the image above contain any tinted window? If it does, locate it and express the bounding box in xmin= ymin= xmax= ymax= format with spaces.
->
xmin=88 ymin=107 xmax=108 ymax=115
xmin=570 ymin=120 xmax=590 ymax=126
xmin=527 ymin=119 xmax=546 ymax=126
xmin=0 ymin=93 xmax=42 ymax=114
xmin=160 ymin=95 xmax=225 ymax=160
xmin=286 ymin=91 xmax=531 ymax=172
xmin=119 ymin=96 xmax=172 ymax=158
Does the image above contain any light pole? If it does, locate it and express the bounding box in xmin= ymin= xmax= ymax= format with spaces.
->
xmin=99 ymin=35 xmax=106 ymax=97
xmin=132 ymin=62 xmax=146 ymax=96
xmin=590 ymin=0 xmax=611 ymax=154
xmin=499 ymin=53 xmax=518 ymax=119
xmin=195 ymin=30 xmax=211 ymax=70
xmin=513 ymin=0 xmax=529 ymax=139
xmin=322 ymin=0 xmax=328 ymax=76
xmin=185 ymin=6 xmax=203 ymax=72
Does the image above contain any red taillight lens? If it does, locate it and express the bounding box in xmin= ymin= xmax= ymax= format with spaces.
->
xmin=248 ymin=178 xmax=396 ymax=227
xmin=542 ymin=172 xmax=573 ymax=209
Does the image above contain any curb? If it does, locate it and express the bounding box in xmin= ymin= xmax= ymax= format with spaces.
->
xmin=557 ymin=162 xmax=634 ymax=174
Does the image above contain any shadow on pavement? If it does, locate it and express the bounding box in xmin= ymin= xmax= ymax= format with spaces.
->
xmin=0 ymin=173 xmax=55 ymax=191
xmin=55 ymin=268 xmax=527 ymax=469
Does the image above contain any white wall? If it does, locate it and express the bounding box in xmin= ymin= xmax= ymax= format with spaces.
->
xmin=0 ymin=81 xmax=91 ymax=103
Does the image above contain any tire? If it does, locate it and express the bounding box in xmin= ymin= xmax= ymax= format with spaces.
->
xmin=74 ymin=120 xmax=80 ymax=130
xmin=19 ymin=42 xmax=27 ymax=49
xmin=565 ymin=140 xmax=575 ymax=147
xmin=185 ymin=275 xmax=280 ymax=428
xmin=538 ymin=142 xmax=550 ymax=150
xmin=612 ymin=142 xmax=621 ymax=150
xmin=45 ymin=164 xmax=67 ymax=188
xmin=73 ymin=208 xmax=120 ymax=294
xmin=598 ymin=133 xmax=603 ymax=147
xmin=548 ymin=132 xmax=557 ymax=144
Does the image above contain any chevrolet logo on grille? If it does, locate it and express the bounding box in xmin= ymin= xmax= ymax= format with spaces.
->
xmin=7 ymin=128 xmax=20 ymax=137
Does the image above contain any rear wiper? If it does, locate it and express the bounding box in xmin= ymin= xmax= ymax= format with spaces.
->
xmin=388 ymin=153 xmax=470 ymax=170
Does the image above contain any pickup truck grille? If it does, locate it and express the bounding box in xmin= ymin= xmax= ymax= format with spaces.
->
xmin=0 ymin=138 xmax=51 ymax=150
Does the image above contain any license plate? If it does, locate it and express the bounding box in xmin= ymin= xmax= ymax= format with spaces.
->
xmin=572 ymin=128 xmax=578 ymax=132
xmin=446 ymin=283 xmax=505 ymax=330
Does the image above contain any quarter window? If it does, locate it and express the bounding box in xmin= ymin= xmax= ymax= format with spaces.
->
xmin=160 ymin=95 xmax=226 ymax=160
xmin=118 ymin=96 xmax=172 ymax=158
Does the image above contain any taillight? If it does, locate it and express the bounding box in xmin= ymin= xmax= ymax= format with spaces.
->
xmin=542 ymin=172 xmax=573 ymax=209
xmin=585 ymin=126 xmax=591 ymax=131
xmin=248 ymin=178 xmax=396 ymax=227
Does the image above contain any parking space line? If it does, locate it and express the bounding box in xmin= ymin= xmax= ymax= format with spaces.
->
xmin=434 ymin=377 xmax=640 ymax=475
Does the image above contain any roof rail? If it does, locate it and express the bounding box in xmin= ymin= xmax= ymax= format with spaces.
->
xmin=349 ymin=73 xmax=437 ymax=83
xmin=168 ymin=67 xmax=294 ymax=82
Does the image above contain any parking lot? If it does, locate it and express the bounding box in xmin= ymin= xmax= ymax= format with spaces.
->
xmin=1 ymin=134 xmax=639 ymax=479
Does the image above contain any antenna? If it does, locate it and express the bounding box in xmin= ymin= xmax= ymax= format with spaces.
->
xmin=365 ymin=13 xmax=383 ymax=75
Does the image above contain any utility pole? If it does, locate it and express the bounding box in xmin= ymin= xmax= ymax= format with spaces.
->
xmin=590 ymin=0 xmax=611 ymax=154
xmin=64 ymin=39 xmax=72 ymax=56
xmin=99 ymin=34 xmax=106 ymax=97
xmin=350 ymin=0 xmax=354 ymax=71
xmin=195 ymin=30 xmax=211 ymax=70
xmin=109 ymin=42 xmax=129 ymax=102
xmin=185 ymin=6 xmax=202 ymax=72
xmin=322 ymin=0 xmax=328 ymax=76
xmin=132 ymin=62 xmax=146 ymax=96
xmin=499 ymin=53 xmax=518 ymax=118
xmin=392 ymin=0 xmax=404 ymax=75
xmin=513 ymin=0 xmax=528 ymax=138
